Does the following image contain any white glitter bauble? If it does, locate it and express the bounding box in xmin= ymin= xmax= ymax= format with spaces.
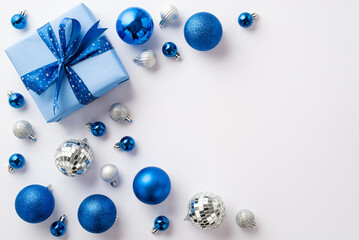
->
xmin=13 ymin=120 xmax=36 ymax=141
xmin=109 ymin=103 xmax=132 ymax=122
xmin=236 ymin=209 xmax=256 ymax=228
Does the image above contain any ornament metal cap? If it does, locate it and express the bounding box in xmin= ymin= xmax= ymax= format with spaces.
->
xmin=8 ymin=165 xmax=14 ymax=172
xmin=58 ymin=214 xmax=67 ymax=224
xmin=19 ymin=10 xmax=27 ymax=17
xmin=151 ymin=227 xmax=159 ymax=234
xmin=6 ymin=90 xmax=14 ymax=97
xmin=251 ymin=13 xmax=258 ymax=21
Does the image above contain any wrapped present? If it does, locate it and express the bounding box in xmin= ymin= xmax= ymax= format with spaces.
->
xmin=5 ymin=3 xmax=129 ymax=122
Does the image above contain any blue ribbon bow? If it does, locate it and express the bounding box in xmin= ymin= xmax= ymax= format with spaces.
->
xmin=21 ymin=18 xmax=113 ymax=113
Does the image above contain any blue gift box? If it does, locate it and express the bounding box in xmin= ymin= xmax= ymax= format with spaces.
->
xmin=5 ymin=3 xmax=129 ymax=123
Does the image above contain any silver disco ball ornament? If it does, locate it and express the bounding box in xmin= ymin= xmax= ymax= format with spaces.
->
xmin=55 ymin=138 xmax=94 ymax=177
xmin=185 ymin=192 xmax=225 ymax=229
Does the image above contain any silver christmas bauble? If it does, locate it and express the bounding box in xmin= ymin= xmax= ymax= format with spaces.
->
xmin=55 ymin=138 xmax=94 ymax=177
xmin=13 ymin=120 xmax=36 ymax=141
xmin=236 ymin=209 xmax=256 ymax=228
xmin=185 ymin=192 xmax=225 ymax=229
xmin=159 ymin=5 xmax=179 ymax=28
xmin=100 ymin=163 xmax=119 ymax=187
xmin=133 ymin=49 xmax=157 ymax=69
xmin=109 ymin=103 xmax=132 ymax=122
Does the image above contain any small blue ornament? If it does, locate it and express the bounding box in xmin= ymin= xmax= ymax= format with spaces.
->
xmin=11 ymin=10 xmax=27 ymax=29
xmin=50 ymin=215 xmax=67 ymax=237
xmin=133 ymin=167 xmax=171 ymax=205
xmin=116 ymin=7 xmax=154 ymax=45
xmin=114 ymin=136 xmax=135 ymax=152
xmin=15 ymin=184 xmax=55 ymax=223
xmin=152 ymin=216 xmax=170 ymax=234
xmin=7 ymin=90 xmax=25 ymax=108
xmin=162 ymin=42 xmax=181 ymax=60
xmin=238 ymin=12 xmax=258 ymax=28
xmin=184 ymin=12 xmax=222 ymax=51
xmin=86 ymin=122 xmax=106 ymax=137
xmin=8 ymin=153 xmax=25 ymax=172
xmin=78 ymin=194 xmax=117 ymax=234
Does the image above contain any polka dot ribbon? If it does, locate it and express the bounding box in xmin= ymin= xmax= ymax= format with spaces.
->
xmin=21 ymin=18 xmax=113 ymax=114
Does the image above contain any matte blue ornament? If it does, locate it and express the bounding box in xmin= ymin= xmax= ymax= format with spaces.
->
xmin=162 ymin=42 xmax=181 ymax=60
xmin=86 ymin=122 xmax=106 ymax=137
xmin=152 ymin=216 xmax=170 ymax=234
xmin=78 ymin=194 xmax=117 ymax=234
xmin=238 ymin=12 xmax=258 ymax=28
xmin=11 ymin=10 xmax=27 ymax=29
xmin=8 ymin=153 xmax=25 ymax=172
xmin=15 ymin=184 xmax=55 ymax=223
xmin=114 ymin=136 xmax=135 ymax=152
xmin=7 ymin=90 xmax=25 ymax=108
xmin=184 ymin=12 xmax=222 ymax=51
xmin=50 ymin=215 xmax=67 ymax=237
xmin=116 ymin=7 xmax=154 ymax=45
xmin=133 ymin=167 xmax=171 ymax=205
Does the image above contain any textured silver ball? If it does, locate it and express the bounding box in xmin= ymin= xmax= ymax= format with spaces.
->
xmin=133 ymin=50 xmax=157 ymax=69
xmin=185 ymin=192 xmax=225 ymax=229
xmin=55 ymin=138 xmax=94 ymax=177
xmin=236 ymin=209 xmax=256 ymax=228
xmin=13 ymin=120 xmax=36 ymax=141
xmin=109 ymin=103 xmax=132 ymax=122
xmin=100 ymin=163 xmax=119 ymax=187
xmin=159 ymin=5 xmax=179 ymax=27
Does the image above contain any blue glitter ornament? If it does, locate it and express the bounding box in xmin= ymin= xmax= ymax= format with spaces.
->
xmin=86 ymin=122 xmax=106 ymax=137
xmin=11 ymin=10 xmax=27 ymax=29
xmin=78 ymin=194 xmax=117 ymax=234
xmin=184 ymin=12 xmax=222 ymax=51
xmin=133 ymin=167 xmax=171 ymax=205
xmin=15 ymin=184 xmax=55 ymax=223
xmin=114 ymin=136 xmax=135 ymax=152
xmin=8 ymin=153 xmax=25 ymax=172
xmin=50 ymin=215 xmax=67 ymax=237
xmin=7 ymin=90 xmax=25 ymax=108
xmin=152 ymin=216 xmax=170 ymax=234
xmin=116 ymin=7 xmax=154 ymax=45
xmin=238 ymin=12 xmax=258 ymax=28
xmin=162 ymin=42 xmax=181 ymax=60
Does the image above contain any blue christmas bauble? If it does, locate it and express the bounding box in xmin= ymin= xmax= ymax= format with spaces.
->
xmin=133 ymin=167 xmax=171 ymax=205
xmin=119 ymin=136 xmax=135 ymax=151
xmin=8 ymin=93 xmax=25 ymax=108
xmin=89 ymin=122 xmax=106 ymax=137
xmin=154 ymin=216 xmax=170 ymax=231
xmin=78 ymin=194 xmax=117 ymax=234
xmin=116 ymin=7 xmax=154 ymax=45
xmin=238 ymin=12 xmax=253 ymax=27
xmin=9 ymin=153 xmax=25 ymax=170
xmin=184 ymin=12 xmax=223 ymax=51
xmin=15 ymin=184 xmax=55 ymax=223
xmin=162 ymin=42 xmax=178 ymax=57
xmin=11 ymin=14 xmax=27 ymax=29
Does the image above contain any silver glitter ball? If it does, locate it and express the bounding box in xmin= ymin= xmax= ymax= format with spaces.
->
xmin=55 ymin=138 xmax=94 ymax=177
xmin=185 ymin=192 xmax=225 ymax=229
xmin=236 ymin=209 xmax=256 ymax=228
xmin=159 ymin=5 xmax=179 ymax=28
xmin=109 ymin=103 xmax=132 ymax=122
xmin=100 ymin=163 xmax=119 ymax=187
xmin=13 ymin=120 xmax=36 ymax=141
xmin=133 ymin=49 xmax=157 ymax=69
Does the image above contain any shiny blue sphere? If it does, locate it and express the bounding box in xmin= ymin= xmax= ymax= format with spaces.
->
xmin=11 ymin=14 xmax=27 ymax=29
xmin=9 ymin=153 xmax=25 ymax=169
xmin=116 ymin=7 xmax=154 ymax=45
xmin=9 ymin=93 xmax=25 ymax=108
xmin=133 ymin=167 xmax=171 ymax=205
xmin=50 ymin=221 xmax=66 ymax=237
xmin=154 ymin=216 xmax=170 ymax=231
xmin=119 ymin=136 xmax=135 ymax=151
xmin=184 ymin=12 xmax=223 ymax=51
xmin=15 ymin=185 xmax=55 ymax=223
xmin=90 ymin=122 xmax=106 ymax=137
xmin=78 ymin=194 xmax=117 ymax=234
xmin=162 ymin=42 xmax=178 ymax=57
xmin=238 ymin=12 xmax=253 ymax=27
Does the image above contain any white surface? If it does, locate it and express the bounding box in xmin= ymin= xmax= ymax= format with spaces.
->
xmin=1 ymin=0 xmax=359 ymax=239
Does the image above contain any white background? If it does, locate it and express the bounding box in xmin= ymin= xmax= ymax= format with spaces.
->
xmin=1 ymin=0 xmax=359 ymax=239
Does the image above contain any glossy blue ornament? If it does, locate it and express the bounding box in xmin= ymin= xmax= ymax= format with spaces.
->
xmin=50 ymin=215 xmax=67 ymax=237
xmin=162 ymin=42 xmax=181 ymax=60
xmin=133 ymin=167 xmax=171 ymax=205
xmin=15 ymin=184 xmax=55 ymax=223
xmin=152 ymin=216 xmax=170 ymax=234
xmin=115 ymin=136 xmax=135 ymax=151
xmin=238 ymin=12 xmax=257 ymax=28
xmin=116 ymin=7 xmax=154 ymax=45
xmin=78 ymin=194 xmax=117 ymax=234
xmin=8 ymin=153 xmax=25 ymax=172
xmin=11 ymin=10 xmax=27 ymax=29
xmin=87 ymin=122 xmax=106 ymax=137
xmin=8 ymin=90 xmax=25 ymax=108
xmin=184 ymin=12 xmax=222 ymax=51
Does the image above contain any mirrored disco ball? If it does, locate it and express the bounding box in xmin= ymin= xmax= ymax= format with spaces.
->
xmin=185 ymin=192 xmax=225 ymax=229
xmin=55 ymin=138 xmax=94 ymax=177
